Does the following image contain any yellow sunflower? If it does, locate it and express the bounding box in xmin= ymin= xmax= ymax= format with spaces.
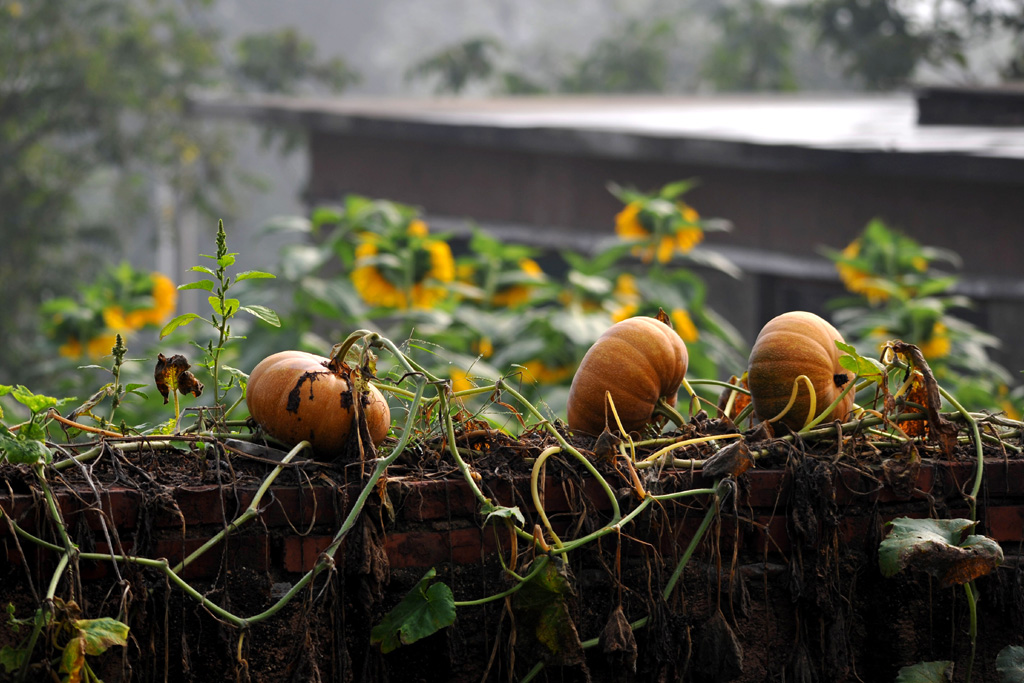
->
xmin=350 ymin=228 xmax=455 ymax=310
xmin=615 ymin=201 xmax=703 ymax=264
xmin=521 ymin=360 xmax=573 ymax=385
xmin=58 ymin=338 xmax=84 ymax=360
xmin=917 ymin=322 xmax=951 ymax=360
xmin=836 ymin=240 xmax=890 ymax=305
xmin=670 ymin=309 xmax=700 ymax=343
xmin=610 ymin=273 xmax=640 ymax=322
xmin=491 ymin=258 xmax=545 ymax=308
xmin=451 ymin=367 xmax=474 ymax=394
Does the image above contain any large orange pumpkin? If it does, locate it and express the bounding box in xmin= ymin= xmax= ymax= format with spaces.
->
xmin=747 ymin=311 xmax=854 ymax=431
xmin=567 ymin=316 xmax=688 ymax=435
xmin=246 ymin=350 xmax=390 ymax=458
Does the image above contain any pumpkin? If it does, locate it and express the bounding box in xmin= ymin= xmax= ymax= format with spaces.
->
xmin=747 ymin=311 xmax=854 ymax=431
xmin=567 ymin=316 xmax=688 ymax=435
xmin=246 ymin=350 xmax=391 ymax=458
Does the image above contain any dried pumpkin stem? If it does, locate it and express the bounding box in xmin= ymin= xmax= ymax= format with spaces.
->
xmin=641 ymin=433 xmax=744 ymax=465
xmin=680 ymin=376 xmax=701 ymax=415
xmin=531 ymin=446 xmax=564 ymax=549
xmin=767 ymin=374 xmax=816 ymax=429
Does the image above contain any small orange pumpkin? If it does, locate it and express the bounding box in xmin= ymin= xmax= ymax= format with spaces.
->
xmin=246 ymin=350 xmax=390 ymax=458
xmin=747 ymin=311 xmax=854 ymax=431
xmin=567 ymin=316 xmax=688 ymax=435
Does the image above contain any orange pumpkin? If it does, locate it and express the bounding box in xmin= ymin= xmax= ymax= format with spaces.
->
xmin=567 ymin=316 xmax=688 ymax=435
xmin=747 ymin=311 xmax=854 ymax=431
xmin=246 ymin=350 xmax=390 ymax=458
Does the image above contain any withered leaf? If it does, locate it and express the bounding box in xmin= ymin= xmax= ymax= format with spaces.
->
xmin=599 ymin=605 xmax=637 ymax=673
xmin=593 ymin=428 xmax=622 ymax=463
xmin=701 ymin=439 xmax=754 ymax=479
xmin=155 ymin=354 xmax=204 ymax=404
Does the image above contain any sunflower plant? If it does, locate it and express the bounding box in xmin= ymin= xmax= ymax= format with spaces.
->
xmin=826 ymin=219 xmax=1021 ymax=416
xmin=42 ymin=261 xmax=177 ymax=361
xmin=609 ymin=179 xmax=730 ymax=264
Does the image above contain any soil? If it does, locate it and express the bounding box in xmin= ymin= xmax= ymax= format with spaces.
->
xmin=2 ymin=411 xmax=1023 ymax=682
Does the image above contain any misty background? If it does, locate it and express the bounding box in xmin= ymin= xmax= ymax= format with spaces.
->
xmin=2 ymin=0 xmax=1022 ymax=387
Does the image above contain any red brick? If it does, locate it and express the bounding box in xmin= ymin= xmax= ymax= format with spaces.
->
xmin=384 ymin=527 xmax=500 ymax=569
xmin=262 ymin=486 xmax=340 ymax=528
xmin=982 ymin=505 xmax=1024 ymax=543
xmin=281 ymin=535 xmax=334 ymax=574
xmin=397 ymin=478 xmax=478 ymax=522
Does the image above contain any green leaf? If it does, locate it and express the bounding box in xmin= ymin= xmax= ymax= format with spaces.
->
xmin=0 ymin=644 xmax=27 ymax=673
xmin=10 ymin=385 xmax=60 ymax=414
xmin=159 ymin=313 xmax=201 ymax=338
xmin=73 ymin=617 xmax=130 ymax=655
xmin=370 ymin=568 xmax=456 ymax=653
xmin=311 ymin=205 xmax=343 ymax=230
xmin=178 ymin=280 xmax=214 ymax=291
xmin=235 ymin=270 xmax=276 ymax=281
xmin=208 ymin=297 xmax=240 ymax=317
xmin=879 ymin=517 xmax=1003 ymax=587
xmin=480 ymin=502 xmax=525 ymax=527
xmin=0 ymin=434 xmax=52 ymax=465
xmin=997 ymin=645 xmax=1024 ymax=683
xmin=188 ymin=265 xmax=216 ymax=277
xmin=240 ymin=305 xmax=281 ymax=327
xmin=657 ymin=178 xmax=699 ymax=200
xmin=217 ymin=252 xmax=239 ymax=268
xmin=836 ymin=341 xmax=885 ymax=379
xmin=894 ymin=660 xmax=953 ymax=683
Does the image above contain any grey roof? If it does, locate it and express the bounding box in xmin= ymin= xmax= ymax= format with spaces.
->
xmin=190 ymin=92 xmax=1024 ymax=182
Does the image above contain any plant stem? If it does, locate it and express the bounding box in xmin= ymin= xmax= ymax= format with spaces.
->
xmin=965 ymin=582 xmax=978 ymax=683
xmin=171 ymin=440 xmax=312 ymax=574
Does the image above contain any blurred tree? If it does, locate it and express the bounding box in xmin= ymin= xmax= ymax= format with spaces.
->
xmin=0 ymin=0 xmax=356 ymax=386
xmin=701 ymin=0 xmax=798 ymax=91
xmin=796 ymin=0 xmax=1024 ymax=89
xmin=405 ymin=37 xmax=502 ymax=95
xmin=404 ymin=19 xmax=675 ymax=96
xmin=559 ymin=19 xmax=673 ymax=93
xmin=233 ymin=27 xmax=361 ymax=95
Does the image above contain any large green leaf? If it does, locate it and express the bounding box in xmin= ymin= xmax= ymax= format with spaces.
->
xmin=240 ymin=305 xmax=281 ymax=327
xmin=512 ymin=558 xmax=585 ymax=665
xmin=997 ymin=646 xmax=1024 ymax=683
xmin=894 ymin=660 xmax=953 ymax=683
xmin=879 ymin=517 xmax=1003 ymax=587
xmin=370 ymin=568 xmax=456 ymax=653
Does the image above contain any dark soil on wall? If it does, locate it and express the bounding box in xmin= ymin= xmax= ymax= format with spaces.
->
xmin=2 ymin=422 xmax=1024 ymax=682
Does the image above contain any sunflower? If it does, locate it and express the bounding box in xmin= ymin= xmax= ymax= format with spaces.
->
xmin=451 ymin=367 xmax=474 ymax=394
xmin=491 ymin=258 xmax=545 ymax=308
xmin=350 ymin=223 xmax=455 ymax=310
xmin=917 ymin=322 xmax=951 ymax=360
xmin=670 ymin=309 xmax=700 ymax=343
xmin=610 ymin=273 xmax=640 ymax=322
xmin=615 ymin=201 xmax=703 ymax=264
xmin=521 ymin=360 xmax=573 ymax=385
xmin=835 ymin=240 xmax=891 ymax=305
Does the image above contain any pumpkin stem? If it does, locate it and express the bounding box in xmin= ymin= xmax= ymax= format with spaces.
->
xmin=767 ymin=374 xmax=816 ymax=430
xmin=680 ymin=377 xmax=701 ymax=416
xmin=531 ymin=446 xmax=565 ymax=550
